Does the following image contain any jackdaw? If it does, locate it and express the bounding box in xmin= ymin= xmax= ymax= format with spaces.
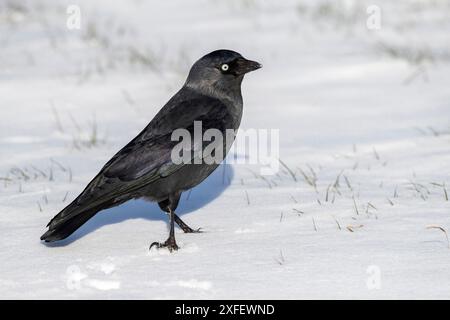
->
xmin=41 ymin=49 xmax=261 ymax=251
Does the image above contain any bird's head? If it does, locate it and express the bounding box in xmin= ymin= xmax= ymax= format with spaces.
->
xmin=185 ymin=49 xmax=262 ymax=96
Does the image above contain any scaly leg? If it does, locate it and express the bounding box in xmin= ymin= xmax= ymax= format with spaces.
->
xmin=174 ymin=214 xmax=202 ymax=233
xmin=149 ymin=207 xmax=179 ymax=252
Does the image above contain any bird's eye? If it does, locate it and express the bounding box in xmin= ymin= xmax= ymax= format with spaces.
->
xmin=221 ymin=64 xmax=229 ymax=72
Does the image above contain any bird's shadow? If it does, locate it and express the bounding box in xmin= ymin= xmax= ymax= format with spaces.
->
xmin=45 ymin=164 xmax=234 ymax=247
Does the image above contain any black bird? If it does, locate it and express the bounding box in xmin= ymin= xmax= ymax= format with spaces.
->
xmin=41 ymin=49 xmax=261 ymax=251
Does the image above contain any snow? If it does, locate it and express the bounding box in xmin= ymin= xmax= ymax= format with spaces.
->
xmin=1 ymin=0 xmax=450 ymax=299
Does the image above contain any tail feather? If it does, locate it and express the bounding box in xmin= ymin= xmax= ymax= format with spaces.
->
xmin=40 ymin=207 xmax=99 ymax=242
xmin=41 ymin=186 xmax=124 ymax=242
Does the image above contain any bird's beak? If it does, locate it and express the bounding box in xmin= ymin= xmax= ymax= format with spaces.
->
xmin=235 ymin=58 xmax=262 ymax=75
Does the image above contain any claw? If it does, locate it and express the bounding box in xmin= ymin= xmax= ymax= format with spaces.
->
xmin=149 ymin=242 xmax=161 ymax=251
xmin=149 ymin=239 xmax=179 ymax=252
xmin=183 ymin=226 xmax=203 ymax=233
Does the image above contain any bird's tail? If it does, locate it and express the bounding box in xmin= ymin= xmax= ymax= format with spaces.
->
xmin=40 ymin=209 xmax=97 ymax=242
xmin=40 ymin=199 xmax=102 ymax=242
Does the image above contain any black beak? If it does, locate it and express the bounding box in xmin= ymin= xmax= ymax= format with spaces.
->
xmin=235 ymin=58 xmax=262 ymax=75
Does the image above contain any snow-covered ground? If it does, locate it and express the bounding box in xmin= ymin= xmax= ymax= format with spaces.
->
xmin=1 ymin=0 xmax=450 ymax=299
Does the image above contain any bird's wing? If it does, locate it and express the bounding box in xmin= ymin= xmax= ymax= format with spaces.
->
xmin=101 ymin=87 xmax=233 ymax=181
xmin=47 ymin=88 xmax=231 ymax=228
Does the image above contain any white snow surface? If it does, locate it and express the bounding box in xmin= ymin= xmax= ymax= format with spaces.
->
xmin=1 ymin=0 xmax=450 ymax=299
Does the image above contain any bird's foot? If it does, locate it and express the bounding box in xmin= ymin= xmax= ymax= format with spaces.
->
xmin=174 ymin=214 xmax=203 ymax=233
xmin=181 ymin=226 xmax=203 ymax=233
xmin=149 ymin=237 xmax=179 ymax=252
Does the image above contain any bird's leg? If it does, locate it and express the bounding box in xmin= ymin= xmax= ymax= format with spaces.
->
xmin=149 ymin=207 xmax=179 ymax=252
xmin=174 ymin=214 xmax=202 ymax=233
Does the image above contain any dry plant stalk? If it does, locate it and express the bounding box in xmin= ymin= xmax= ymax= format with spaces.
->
xmin=346 ymin=224 xmax=364 ymax=232
xmin=426 ymin=225 xmax=450 ymax=249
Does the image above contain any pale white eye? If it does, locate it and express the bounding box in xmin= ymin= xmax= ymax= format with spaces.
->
xmin=221 ymin=64 xmax=229 ymax=71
